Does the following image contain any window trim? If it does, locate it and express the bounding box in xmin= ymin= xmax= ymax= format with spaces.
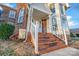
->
xmin=9 ymin=10 xmax=16 ymax=18
xmin=18 ymin=8 xmax=25 ymax=23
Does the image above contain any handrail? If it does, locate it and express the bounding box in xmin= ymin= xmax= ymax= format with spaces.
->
xmin=31 ymin=22 xmax=36 ymax=39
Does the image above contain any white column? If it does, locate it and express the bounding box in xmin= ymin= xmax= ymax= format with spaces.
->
xmin=47 ymin=14 xmax=52 ymax=33
xmin=30 ymin=8 xmax=33 ymax=32
xmin=27 ymin=7 xmax=33 ymax=32
xmin=64 ymin=6 xmax=70 ymax=38
xmin=25 ymin=6 xmax=33 ymax=42
xmin=63 ymin=5 xmax=70 ymax=41
xmin=34 ymin=20 xmax=39 ymax=54
xmin=55 ymin=3 xmax=63 ymax=38
xmin=63 ymin=29 xmax=68 ymax=45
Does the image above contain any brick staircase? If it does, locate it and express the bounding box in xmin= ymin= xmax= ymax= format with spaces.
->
xmin=38 ymin=32 xmax=67 ymax=54
xmin=9 ymin=32 xmax=19 ymax=41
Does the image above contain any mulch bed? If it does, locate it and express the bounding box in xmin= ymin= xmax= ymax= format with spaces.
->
xmin=70 ymin=40 xmax=79 ymax=49
xmin=0 ymin=40 xmax=36 ymax=56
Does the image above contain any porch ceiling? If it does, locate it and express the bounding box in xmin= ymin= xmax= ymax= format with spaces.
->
xmin=30 ymin=3 xmax=52 ymax=20
xmin=30 ymin=3 xmax=52 ymax=15
xmin=33 ymin=9 xmax=49 ymax=20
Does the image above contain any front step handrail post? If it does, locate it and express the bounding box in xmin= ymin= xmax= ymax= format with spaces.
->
xmin=35 ymin=20 xmax=39 ymax=54
xmin=63 ymin=29 xmax=68 ymax=45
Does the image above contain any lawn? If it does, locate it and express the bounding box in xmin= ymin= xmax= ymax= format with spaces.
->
xmin=0 ymin=40 xmax=35 ymax=56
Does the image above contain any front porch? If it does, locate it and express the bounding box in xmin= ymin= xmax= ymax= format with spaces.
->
xmin=26 ymin=3 xmax=67 ymax=54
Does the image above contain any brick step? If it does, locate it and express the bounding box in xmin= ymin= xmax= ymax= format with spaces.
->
xmin=38 ymin=37 xmax=57 ymax=40
xmin=38 ymin=33 xmax=52 ymax=35
xmin=38 ymin=37 xmax=50 ymax=39
xmin=38 ymin=35 xmax=60 ymax=40
xmin=38 ymin=36 xmax=59 ymax=39
xmin=38 ymin=39 xmax=64 ymax=46
xmin=38 ymin=44 xmax=57 ymax=49
xmin=38 ymin=43 xmax=58 ymax=50
xmin=38 ymin=36 xmax=61 ymax=40
xmin=39 ymin=44 xmax=67 ymax=54
xmin=38 ymin=40 xmax=59 ymax=45
xmin=38 ymin=32 xmax=66 ymax=54
xmin=38 ymin=43 xmax=66 ymax=50
xmin=38 ymin=41 xmax=63 ymax=49
xmin=38 ymin=35 xmax=55 ymax=38
xmin=38 ymin=39 xmax=57 ymax=42
xmin=38 ymin=38 xmax=61 ymax=42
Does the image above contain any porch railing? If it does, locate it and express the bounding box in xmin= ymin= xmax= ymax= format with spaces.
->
xmin=31 ymin=22 xmax=35 ymax=40
xmin=31 ymin=21 xmax=39 ymax=54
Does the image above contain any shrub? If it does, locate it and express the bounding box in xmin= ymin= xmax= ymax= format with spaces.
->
xmin=0 ymin=23 xmax=15 ymax=40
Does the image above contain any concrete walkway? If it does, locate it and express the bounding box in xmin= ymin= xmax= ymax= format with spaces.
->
xmin=41 ymin=47 xmax=79 ymax=56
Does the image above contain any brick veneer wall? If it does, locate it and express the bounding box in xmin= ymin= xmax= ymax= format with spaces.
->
xmin=0 ymin=4 xmax=16 ymax=24
xmin=16 ymin=3 xmax=28 ymax=29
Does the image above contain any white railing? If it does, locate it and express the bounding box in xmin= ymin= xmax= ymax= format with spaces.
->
xmin=71 ymin=37 xmax=79 ymax=40
xmin=31 ymin=21 xmax=39 ymax=54
xmin=31 ymin=22 xmax=36 ymax=39
xmin=63 ymin=29 xmax=68 ymax=45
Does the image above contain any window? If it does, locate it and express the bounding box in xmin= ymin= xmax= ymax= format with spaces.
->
xmin=50 ymin=4 xmax=55 ymax=13
xmin=51 ymin=8 xmax=55 ymax=13
xmin=59 ymin=4 xmax=64 ymax=14
xmin=18 ymin=8 xmax=25 ymax=23
xmin=52 ymin=17 xmax=57 ymax=26
xmin=51 ymin=16 xmax=57 ymax=35
xmin=0 ymin=6 xmax=3 ymax=16
xmin=9 ymin=10 xmax=16 ymax=18
xmin=61 ymin=17 xmax=67 ymax=30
